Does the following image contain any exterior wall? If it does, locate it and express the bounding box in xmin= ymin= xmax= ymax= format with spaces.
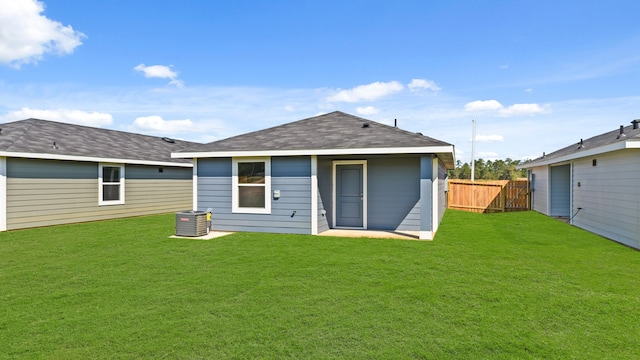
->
xmin=572 ymin=149 xmax=640 ymax=249
xmin=530 ymin=165 xmax=549 ymax=215
xmin=197 ymin=156 xmax=313 ymax=234
xmin=419 ymin=155 xmax=434 ymax=238
xmin=197 ymin=154 xmax=446 ymax=238
xmin=437 ymin=158 xmax=448 ymax=224
xmin=5 ymin=158 xmax=192 ymax=230
xmin=0 ymin=157 xmax=6 ymax=231
xmin=317 ymin=158 xmax=333 ymax=229
xmin=367 ymin=156 xmax=421 ymax=231
xmin=550 ymin=164 xmax=571 ymax=217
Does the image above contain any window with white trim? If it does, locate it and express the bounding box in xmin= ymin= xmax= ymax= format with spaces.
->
xmin=99 ymin=163 xmax=125 ymax=205
xmin=232 ymin=157 xmax=271 ymax=214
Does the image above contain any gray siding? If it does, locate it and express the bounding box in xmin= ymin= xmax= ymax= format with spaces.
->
xmin=572 ymin=150 xmax=640 ymax=249
xmin=530 ymin=165 xmax=549 ymax=214
xmin=367 ymin=157 xmax=421 ymax=231
xmin=316 ymin=187 xmax=329 ymax=233
xmin=550 ymin=164 xmax=571 ymax=217
xmin=437 ymin=159 xmax=448 ymax=224
xmin=317 ymin=158 xmax=334 ymax=228
xmin=420 ymin=155 xmax=434 ymax=233
xmin=197 ymin=156 xmax=313 ymax=234
xmin=6 ymin=158 xmax=192 ymax=230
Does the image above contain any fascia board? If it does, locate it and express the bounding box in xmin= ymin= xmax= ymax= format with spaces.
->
xmin=172 ymin=145 xmax=455 ymax=159
xmin=518 ymin=141 xmax=630 ymax=168
xmin=0 ymin=151 xmax=193 ymax=167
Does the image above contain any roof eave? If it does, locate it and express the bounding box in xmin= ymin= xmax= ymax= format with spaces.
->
xmin=173 ymin=145 xmax=456 ymax=168
xmin=518 ymin=140 xmax=640 ymax=169
xmin=173 ymin=145 xmax=454 ymax=158
xmin=0 ymin=151 xmax=193 ymax=167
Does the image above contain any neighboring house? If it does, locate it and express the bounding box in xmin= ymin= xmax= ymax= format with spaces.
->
xmin=0 ymin=118 xmax=198 ymax=231
xmin=519 ymin=120 xmax=640 ymax=249
xmin=172 ymin=111 xmax=455 ymax=239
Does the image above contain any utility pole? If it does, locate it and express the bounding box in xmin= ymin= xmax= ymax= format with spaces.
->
xmin=471 ymin=118 xmax=476 ymax=181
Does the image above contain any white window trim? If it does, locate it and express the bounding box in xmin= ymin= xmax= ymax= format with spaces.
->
xmin=99 ymin=163 xmax=125 ymax=206
xmin=232 ymin=157 xmax=271 ymax=214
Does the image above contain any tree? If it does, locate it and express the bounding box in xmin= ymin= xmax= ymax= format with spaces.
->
xmin=448 ymin=158 xmax=526 ymax=180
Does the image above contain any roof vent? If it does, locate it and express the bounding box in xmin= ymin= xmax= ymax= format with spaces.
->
xmin=632 ymin=119 xmax=640 ymax=130
xmin=361 ymin=123 xmax=370 ymax=128
xmin=577 ymin=139 xmax=584 ymax=149
xmin=617 ymin=125 xmax=626 ymax=139
xmin=394 ymin=119 xmax=397 ymax=128
xmin=51 ymin=141 xmax=58 ymax=150
xmin=162 ymin=137 xmax=176 ymax=143
xmin=416 ymin=132 xmax=423 ymax=136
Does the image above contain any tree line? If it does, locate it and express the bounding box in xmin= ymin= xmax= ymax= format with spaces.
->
xmin=448 ymin=158 xmax=528 ymax=180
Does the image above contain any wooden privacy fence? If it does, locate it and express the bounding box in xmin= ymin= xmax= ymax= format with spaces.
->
xmin=447 ymin=179 xmax=530 ymax=213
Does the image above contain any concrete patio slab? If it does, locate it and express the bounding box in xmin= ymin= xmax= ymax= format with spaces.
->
xmin=170 ymin=231 xmax=234 ymax=240
xmin=319 ymin=229 xmax=421 ymax=240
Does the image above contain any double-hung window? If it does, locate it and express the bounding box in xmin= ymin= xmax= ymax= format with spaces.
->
xmin=232 ymin=157 xmax=271 ymax=214
xmin=99 ymin=163 xmax=125 ymax=205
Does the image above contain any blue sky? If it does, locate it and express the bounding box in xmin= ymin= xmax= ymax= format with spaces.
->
xmin=1 ymin=0 xmax=640 ymax=163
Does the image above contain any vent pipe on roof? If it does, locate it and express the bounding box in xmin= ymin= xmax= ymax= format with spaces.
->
xmin=394 ymin=119 xmax=397 ymax=128
xmin=617 ymin=125 xmax=626 ymax=139
xmin=578 ymin=139 xmax=584 ymax=149
xmin=362 ymin=123 xmax=370 ymax=128
xmin=632 ymin=119 xmax=640 ymax=130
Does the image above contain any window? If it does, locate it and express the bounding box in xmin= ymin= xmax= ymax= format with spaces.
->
xmin=232 ymin=157 xmax=271 ymax=213
xmin=99 ymin=163 xmax=125 ymax=205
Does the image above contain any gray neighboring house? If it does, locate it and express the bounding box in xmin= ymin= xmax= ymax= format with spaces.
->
xmin=519 ymin=120 xmax=640 ymax=249
xmin=0 ymin=118 xmax=198 ymax=231
xmin=172 ymin=111 xmax=455 ymax=239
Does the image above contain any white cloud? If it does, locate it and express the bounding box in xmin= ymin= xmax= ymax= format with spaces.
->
xmin=2 ymin=107 xmax=112 ymax=126
xmin=475 ymin=134 xmax=504 ymax=142
xmin=407 ymin=78 xmax=441 ymax=92
xmin=284 ymin=105 xmax=295 ymax=112
xmin=131 ymin=115 xmax=194 ymax=134
xmin=326 ymin=81 xmax=403 ymax=102
xmin=356 ymin=106 xmax=380 ymax=115
xmin=134 ymin=64 xmax=184 ymax=87
xmin=499 ymin=103 xmax=550 ymax=117
xmin=465 ymin=100 xmax=504 ymax=112
xmin=525 ymin=88 xmax=533 ymax=93
xmin=0 ymin=0 xmax=85 ymax=67
xmin=465 ymin=99 xmax=551 ymax=117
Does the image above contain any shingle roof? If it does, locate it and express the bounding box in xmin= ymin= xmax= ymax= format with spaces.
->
xmin=174 ymin=111 xmax=455 ymax=167
xmin=520 ymin=121 xmax=640 ymax=168
xmin=0 ymin=118 xmax=198 ymax=165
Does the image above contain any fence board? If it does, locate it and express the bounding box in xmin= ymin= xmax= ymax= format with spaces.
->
xmin=448 ymin=179 xmax=529 ymax=213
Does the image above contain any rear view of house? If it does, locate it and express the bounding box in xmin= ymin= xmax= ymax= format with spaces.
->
xmin=173 ymin=111 xmax=455 ymax=239
xmin=0 ymin=119 xmax=198 ymax=231
xmin=520 ymin=120 xmax=640 ymax=249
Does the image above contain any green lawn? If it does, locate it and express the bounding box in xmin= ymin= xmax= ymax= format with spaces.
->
xmin=1 ymin=210 xmax=638 ymax=359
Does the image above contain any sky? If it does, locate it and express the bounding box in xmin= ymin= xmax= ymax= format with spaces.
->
xmin=1 ymin=0 xmax=640 ymax=164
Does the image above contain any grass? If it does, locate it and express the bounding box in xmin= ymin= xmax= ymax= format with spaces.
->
xmin=1 ymin=210 xmax=639 ymax=359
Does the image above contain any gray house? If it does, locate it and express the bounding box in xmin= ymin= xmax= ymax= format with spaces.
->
xmin=0 ymin=118 xmax=197 ymax=231
xmin=172 ymin=111 xmax=455 ymax=239
xmin=519 ymin=120 xmax=640 ymax=249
